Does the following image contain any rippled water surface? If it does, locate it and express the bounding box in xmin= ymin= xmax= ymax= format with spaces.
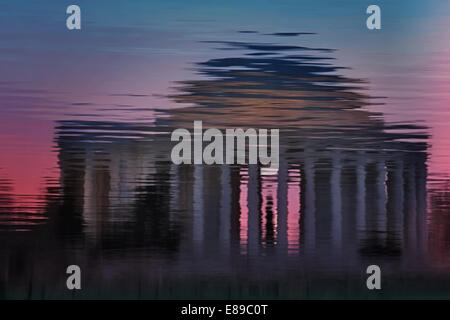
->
xmin=1 ymin=0 xmax=450 ymax=298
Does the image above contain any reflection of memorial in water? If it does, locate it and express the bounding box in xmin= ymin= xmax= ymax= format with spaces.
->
xmin=160 ymin=41 xmax=429 ymax=272
xmin=51 ymin=40 xmax=429 ymax=287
